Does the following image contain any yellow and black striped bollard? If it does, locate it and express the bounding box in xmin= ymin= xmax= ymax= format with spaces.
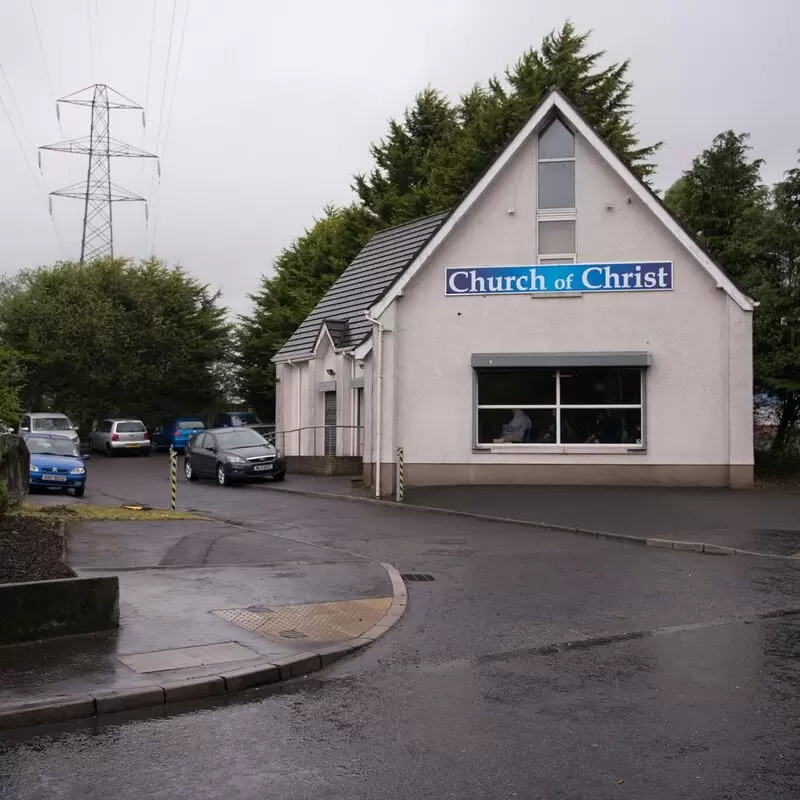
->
xmin=395 ymin=446 xmax=404 ymax=502
xmin=169 ymin=445 xmax=177 ymax=511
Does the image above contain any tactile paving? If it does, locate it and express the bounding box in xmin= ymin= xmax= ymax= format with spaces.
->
xmin=213 ymin=597 xmax=392 ymax=642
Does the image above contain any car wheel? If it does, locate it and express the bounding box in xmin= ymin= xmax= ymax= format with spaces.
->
xmin=74 ymin=486 xmax=85 ymax=498
xmin=272 ymin=472 xmax=286 ymax=482
xmin=216 ymin=464 xmax=228 ymax=487
xmin=150 ymin=439 xmax=159 ymax=452
xmin=105 ymin=444 xmax=114 ymax=458
xmin=141 ymin=448 xmax=150 ymax=457
xmin=185 ymin=459 xmax=198 ymax=481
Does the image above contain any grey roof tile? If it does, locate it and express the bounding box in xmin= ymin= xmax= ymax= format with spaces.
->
xmin=274 ymin=211 xmax=448 ymax=361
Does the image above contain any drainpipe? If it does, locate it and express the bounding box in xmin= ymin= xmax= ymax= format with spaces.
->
xmin=365 ymin=311 xmax=384 ymax=499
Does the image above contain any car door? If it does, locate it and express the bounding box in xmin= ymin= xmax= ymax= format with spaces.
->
xmin=154 ymin=419 xmax=171 ymax=448
xmin=92 ymin=420 xmax=108 ymax=450
xmin=192 ymin=433 xmax=212 ymax=475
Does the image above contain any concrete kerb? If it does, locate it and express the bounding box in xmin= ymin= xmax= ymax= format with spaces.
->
xmin=253 ymin=483 xmax=800 ymax=563
xmin=0 ymin=563 xmax=407 ymax=732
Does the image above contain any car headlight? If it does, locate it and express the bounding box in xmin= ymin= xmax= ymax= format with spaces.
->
xmin=226 ymin=455 xmax=245 ymax=464
xmin=70 ymin=467 xmax=86 ymax=475
xmin=30 ymin=464 xmax=40 ymax=472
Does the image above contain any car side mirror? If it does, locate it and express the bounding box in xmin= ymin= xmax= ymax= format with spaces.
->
xmin=82 ymin=454 xmax=91 ymax=461
xmin=20 ymin=427 xmax=29 ymax=432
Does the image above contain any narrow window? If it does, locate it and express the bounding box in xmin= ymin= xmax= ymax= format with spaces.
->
xmin=537 ymin=118 xmax=576 ymax=210
xmin=536 ymin=118 xmax=577 ymax=265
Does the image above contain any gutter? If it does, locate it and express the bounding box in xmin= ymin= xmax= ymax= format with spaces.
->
xmin=364 ymin=311 xmax=384 ymax=499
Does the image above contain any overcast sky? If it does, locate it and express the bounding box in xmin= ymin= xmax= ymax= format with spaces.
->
xmin=1 ymin=0 xmax=798 ymax=316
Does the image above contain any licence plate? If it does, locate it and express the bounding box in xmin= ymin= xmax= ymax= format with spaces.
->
xmin=125 ymin=443 xmax=139 ymax=448
xmin=253 ymin=464 xmax=273 ymax=472
xmin=42 ymin=474 xmax=67 ymax=482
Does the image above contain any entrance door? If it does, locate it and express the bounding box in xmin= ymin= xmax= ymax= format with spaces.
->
xmin=355 ymin=388 xmax=364 ymax=456
xmin=324 ymin=392 xmax=337 ymax=456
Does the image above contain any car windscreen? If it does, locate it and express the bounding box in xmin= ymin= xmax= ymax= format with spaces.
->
xmin=116 ymin=422 xmax=146 ymax=432
xmin=27 ymin=437 xmax=80 ymax=457
xmin=230 ymin=413 xmax=260 ymax=426
xmin=215 ymin=429 xmax=268 ymax=449
xmin=176 ymin=420 xmax=205 ymax=430
xmin=32 ymin=417 xmax=73 ymax=431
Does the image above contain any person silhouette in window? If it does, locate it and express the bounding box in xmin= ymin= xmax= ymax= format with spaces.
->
xmin=498 ymin=409 xmax=532 ymax=443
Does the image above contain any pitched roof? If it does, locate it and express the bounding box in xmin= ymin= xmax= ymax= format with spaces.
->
xmin=371 ymin=88 xmax=755 ymax=317
xmin=274 ymin=211 xmax=448 ymax=361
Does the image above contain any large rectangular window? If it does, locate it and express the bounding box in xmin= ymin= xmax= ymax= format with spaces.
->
xmin=475 ymin=367 xmax=644 ymax=446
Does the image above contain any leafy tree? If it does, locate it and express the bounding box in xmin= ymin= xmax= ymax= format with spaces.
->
xmin=0 ymin=258 xmax=231 ymax=433
xmin=755 ymin=155 xmax=800 ymax=449
xmin=0 ymin=345 xmax=23 ymax=426
xmin=238 ymin=205 xmax=378 ymax=416
xmin=244 ymin=22 xmax=660 ymax=415
xmin=666 ymin=135 xmax=800 ymax=451
xmin=355 ymin=21 xmax=661 ymax=226
xmin=664 ymin=132 xmax=771 ymax=286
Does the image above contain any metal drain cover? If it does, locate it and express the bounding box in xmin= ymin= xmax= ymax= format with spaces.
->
xmin=214 ymin=597 xmax=392 ymax=643
xmin=401 ymin=573 xmax=435 ymax=582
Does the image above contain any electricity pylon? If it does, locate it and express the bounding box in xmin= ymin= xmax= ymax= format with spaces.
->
xmin=39 ymin=84 xmax=158 ymax=263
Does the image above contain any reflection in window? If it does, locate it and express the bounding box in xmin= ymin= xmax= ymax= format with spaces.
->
xmin=538 ymin=161 xmax=576 ymax=209
xmin=538 ymin=118 xmax=575 ymax=159
xmin=475 ymin=367 xmax=644 ymax=446
xmin=537 ymin=118 xmax=576 ymax=211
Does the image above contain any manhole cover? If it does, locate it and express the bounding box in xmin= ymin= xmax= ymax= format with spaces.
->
xmin=214 ymin=596 xmax=392 ymax=643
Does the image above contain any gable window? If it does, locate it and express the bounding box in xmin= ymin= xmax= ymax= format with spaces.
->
xmin=474 ymin=366 xmax=644 ymax=447
xmin=537 ymin=118 xmax=576 ymax=209
xmin=537 ymin=118 xmax=576 ymax=266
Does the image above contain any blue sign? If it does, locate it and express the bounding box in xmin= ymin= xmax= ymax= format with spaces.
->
xmin=444 ymin=262 xmax=673 ymax=296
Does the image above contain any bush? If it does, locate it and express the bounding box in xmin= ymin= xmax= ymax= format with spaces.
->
xmin=754 ymin=447 xmax=800 ymax=478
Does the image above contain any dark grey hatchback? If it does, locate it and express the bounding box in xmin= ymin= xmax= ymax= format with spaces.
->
xmin=184 ymin=427 xmax=286 ymax=486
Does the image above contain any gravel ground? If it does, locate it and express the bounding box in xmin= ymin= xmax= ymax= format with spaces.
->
xmin=0 ymin=513 xmax=75 ymax=584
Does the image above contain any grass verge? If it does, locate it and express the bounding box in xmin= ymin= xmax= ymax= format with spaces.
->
xmin=15 ymin=504 xmax=204 ymax=522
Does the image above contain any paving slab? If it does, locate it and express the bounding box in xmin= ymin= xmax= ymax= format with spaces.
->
xmin=0 ymin=558 xmax=391 ymax=706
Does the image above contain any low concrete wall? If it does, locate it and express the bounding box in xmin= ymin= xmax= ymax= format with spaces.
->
xmin=0 ymin=576 xmax=120 ymax=645
xmin=362 ymin=462 xmax=753 ymax=490
xmin=286 ymin=456 xmax=362 ymax=476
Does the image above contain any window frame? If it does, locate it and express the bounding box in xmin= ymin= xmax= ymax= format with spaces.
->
xmin=473 ymin=367 xmax=646 ymax=451
xmin=536 ymin=117 xmax=577 ymax=266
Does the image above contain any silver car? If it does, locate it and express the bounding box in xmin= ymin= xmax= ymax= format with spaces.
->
xmin=90 ymin=418 xmax=151 ymax=456
xmin=20 ymin=412 xmax=80 ymax=448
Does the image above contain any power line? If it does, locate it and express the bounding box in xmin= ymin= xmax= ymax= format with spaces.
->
xmin=140 ymin=0 xmax=158 ymax=259
xmin=0 ymin=87 xmax=63 ymax=256
xmin=0 ymin=65 xmax=37 ymax=154
xmin=28 ymin=0 xmax=63 ymax=135
xmin=143 ymin=0 xmax=157 ymax=116
xmin=154 ymin=0 xmax=178 ymax=155
xmin=151 ymin=0 xmax=191 ymax=253
xmin=145 ymin=0 xmax=179 ymax=255
xmin=85 ymin=0 xmax=95 ymax=77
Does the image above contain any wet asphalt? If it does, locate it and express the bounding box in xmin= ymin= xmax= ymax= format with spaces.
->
xmin=1 ymin=455 xmax=799 ymax=799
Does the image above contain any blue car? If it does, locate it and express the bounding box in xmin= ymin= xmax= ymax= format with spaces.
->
xmin=25 ymin=433 xmax=89 ymax=497
xmin=150 ymin=417 xmax=207 ymax=453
